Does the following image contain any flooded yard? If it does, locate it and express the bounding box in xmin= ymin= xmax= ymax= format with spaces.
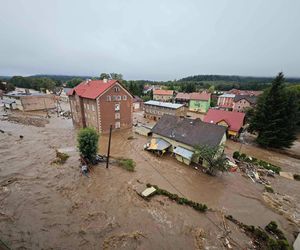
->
xmin=0 ymin=110 xmax=299 ymax=249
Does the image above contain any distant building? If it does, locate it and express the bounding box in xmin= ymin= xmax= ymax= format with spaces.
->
xmin=4 ymin=91 xmax=55 ymax=111
xmin=227 ymin=88 xmax=263 ymax=96
xmin=232 ymin=95 xmax=257 ymax=112
xmin=67 ymin=79 xmax=133 ymax=133
xmin=151 ymin=114 xmax=227 ymax=165
xmin=144 ymin=100 xmax=185 ymax=121
xmin=217 ymin=93 xmax=235 ymax=110
xmin=153 ymin=89 xmax=174 ymax=102
xmin=188 ymin=92 xmax=211 ymax=113
xmin=60 ymin=88 xmax=72 ymax=102
xmin=203 ymin=109 xmax=245 ymax=138
xmin=175 ymin=92 xmax=191 ymax=106
xmin=132 ymin=96 xmax=143 ymax=111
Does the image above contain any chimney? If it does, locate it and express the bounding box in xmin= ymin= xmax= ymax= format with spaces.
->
xmin=103 ymin=78 xmax=108 ymax=83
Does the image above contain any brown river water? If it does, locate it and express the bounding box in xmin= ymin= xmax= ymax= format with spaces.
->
xmin=0 ymin=112 xmax=299 ymax=249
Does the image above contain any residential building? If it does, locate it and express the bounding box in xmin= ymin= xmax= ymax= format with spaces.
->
xmin=151 ymin=114 xmax=227 ymax=165
xmin=189 ymin=92 xmax=211 ymax=113
xmin=175 ymin=92 xmax=191 ymax=106
xmin=153 ymin=89 xmax=174 ymax=102
xmin=144 ymin=100 xmax=185 ymax=121
xmin=67 ymin=79 xmax=133 ymax=133
xmin=203 ymin=109 xmax=245 ymax=137
xmin=233 ymin=95 xmax=257 ymax=112
xmin=217 ymin=93 xmax=236 ymax=110
xmin=227 ymin=88 xmax=263 ymax=96
xmin=132 ymin=95 xmax=143 ymax=111
xmin=4 ymin=91 xmax=55 ymax=111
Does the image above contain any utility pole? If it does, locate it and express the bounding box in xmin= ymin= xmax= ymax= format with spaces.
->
xmin=106 ymin=125 xmax=112 ymax=168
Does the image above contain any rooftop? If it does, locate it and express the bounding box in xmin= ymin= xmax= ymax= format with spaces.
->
xmin=203 ymin=109 xmax=245 ymax=132
xmin=152 ymin=114 xmax=226 ymax=148
xmin=234 ymin=95 xmax=257 ymax=104
xmin=67 ymin=79 xmax=118 ymax=99
xmin=144 ymin=100 xmax=184 ymax=109
xmin=190 ymin=92 xmax=211 ymax=101
xmin=219 ymin=93 xmax=236 ymax=98
xmin=153 ymin=89 xmax=174 ymax=96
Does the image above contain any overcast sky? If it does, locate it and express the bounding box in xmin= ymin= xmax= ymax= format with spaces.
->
xmin=0 ymin=0 xmax=299 ymax=80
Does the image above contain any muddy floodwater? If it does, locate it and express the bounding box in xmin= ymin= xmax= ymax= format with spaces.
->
xmin=0 ymin=111 xmax=299 ymax=249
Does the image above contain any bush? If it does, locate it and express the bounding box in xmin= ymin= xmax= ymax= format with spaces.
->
xmin=118 ymin=158 xmax=136 ymax=172
xmin=240 ymin=153 xmax=247 ymax=160
xmin=77 ymin=128 xmax=99 ymax=161
xmin=293 ymin=174 xmax=300 ymax=181
xmin=233 ymin=151 xmax=240 ymax=159
xmin=265 ymin=186 xmax=274 ymax=193
xmin=51 ymin=150 xmax=69 ymax=165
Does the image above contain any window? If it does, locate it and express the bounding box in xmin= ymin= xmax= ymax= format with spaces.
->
xmin=92 ymin=105 xmax=95 ymax=111
xmin=112 ymin=95 xmax=117 ymax=101
xmin=115 ymin=121 xmax=120 ymax=129
xmin=115 ymin=113 xmax=120 ymax=119
xmin=87 ymin=104 xmax=89 ymax=110
xmin=115 ymin=103 xmax=120 ymax=111
xmin=117 ymin=95 xmax=122 ymax=101
xmin=114 ymin=86 xmax=120 ymax=92
xmin=107 ymin=95 xmax=111 ymax=101
xmin=123 ymin=95 xmax=127 ymax=101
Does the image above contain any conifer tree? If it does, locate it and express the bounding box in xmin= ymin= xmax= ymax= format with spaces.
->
xmin=249 ymin=72 xmax=298 ymax=148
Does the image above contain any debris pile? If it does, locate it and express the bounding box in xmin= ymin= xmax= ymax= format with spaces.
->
xmin=2 ymin=114 xmax=49 ymax=127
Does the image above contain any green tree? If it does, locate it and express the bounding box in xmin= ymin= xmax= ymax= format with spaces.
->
xmin=66 ymin=78 xmax=83 ymax=88
xmin=193 ymin=145 xmax=228 ymax=176
xmin=99 ymin=73 xmax=111 ymax=80
xmin=77 ymin=128 xmax=100 ymax=161
xmin=249 ymin=73 xmax=298 ymax=148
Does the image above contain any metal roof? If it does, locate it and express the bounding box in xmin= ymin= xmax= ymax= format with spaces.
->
xmin=173 ymin=146 xmax=193 ymax=160
xmin=144 ymin=100 xmax=184 ymax=109
xmin=147 ymin=138 xmax=171 ymax=151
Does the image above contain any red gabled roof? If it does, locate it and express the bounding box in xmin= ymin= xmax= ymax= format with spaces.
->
xmin=67 ymin=79 xmax=118 ymax=99
xmin=203 ymin=109 xmax=245 ymax=132
xmin=153 ymin=89 xmax=174 ymax=96
xmin=190 ymin=92 xmax=211 ymax=101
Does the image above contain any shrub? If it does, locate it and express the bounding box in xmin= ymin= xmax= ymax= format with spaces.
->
xmin=118 ymin=158 xmax=136 ymax=172
xmin=265 ymin=186 xmax=274 ymax=193
xmin=51 ymin=150 xmax=69 ymax=165
xmin=233 ymin=151 xmax=240 ymax=159
xmin=293 ymin=174 xmax=300 ymax=181
xmin=240 ymin=153 xmax=247 ymax=160
xmin=77 ymin=127 xmax=99 ymax=161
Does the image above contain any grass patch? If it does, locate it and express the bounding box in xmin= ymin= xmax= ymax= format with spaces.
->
xmin=293 ymin=174 xmax=300 ymax=181
xmin=146 ymin=183 xmax=208 ymax=212
xmin=117 ymin=158 xmax=136 ymax=172
xmin=226 ymin=215 xmax=291 ymax=250
xmin=51 ymin=150 xmax=69 ymax=165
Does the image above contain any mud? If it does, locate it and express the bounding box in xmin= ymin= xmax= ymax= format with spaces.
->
xmin=0 ymin=110 xmax=299 ymax=249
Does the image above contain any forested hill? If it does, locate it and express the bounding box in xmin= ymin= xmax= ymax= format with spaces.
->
xmin=29 ymin=74 xmax=94 ymax=81
xmin=179 ymin=75 xmax=300 ymax=84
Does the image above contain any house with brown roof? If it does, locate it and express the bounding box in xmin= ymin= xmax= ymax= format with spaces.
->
xmin=153 ymin=89 xmax=174 ymax=102
xmin=232 ymin=95 xmax=257 ymax=112
xmin=151 ymin=114 xmax=226 ymax=165
xmin=175 ymin=92 xmax=191 ymax=106
xmin=188 ymin=92 xmax=211 ymax=113
xmin=227 ymin=88 xmax=263 ymax=96
xmin=203 ymin=109 xmax=245 ymax=138
xmin=67 ymin=79 xmax=133 ymax=133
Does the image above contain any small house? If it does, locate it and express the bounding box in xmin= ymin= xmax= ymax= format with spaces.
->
xmin=232 ymin=95 xmax=257 ymax=112
xmin=188 ymin=92 xmax=211 ymax=113
xmin=203 ymin=109 xmax=245 ymax=138
xmin=151 ymin=114 xmax=227 ymax=165
xmin=153 ymin=89 xmax=174 ymax=102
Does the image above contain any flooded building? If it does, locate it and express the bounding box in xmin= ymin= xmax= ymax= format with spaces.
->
xmin=67 ymin=79 xmax=133 ymax=133
xmin=232 ymin=95 xmax=257 ymax=112
xmin=151 ymin=114 xmax=226 ymax=165
xmin=203 ymin=109 xmax=245 ymax=138
xmin=4 ymin=91 xmax=55 ymax=111
xmin=153 ymin=89 xmax=174 ymax=102
xmin=132 ymin=95 xmax=143 ymax=111
xmin=175 ymin=92 xmax=191 ymax=106
xmin=188 ymin=92 xmax=211 ymax=113
xmin=144 ymin=100 xmax=185 ymax=121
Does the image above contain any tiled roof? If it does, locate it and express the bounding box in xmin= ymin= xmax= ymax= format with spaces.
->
xmin=152 ymin=114 xmax=226 ymax=148
xmin=227 ymin=89 xmax=263 ymax=96
xmin=234 ymin=95 xmax=257 ymax=104
xmin=189 ymin=92 xmax=211 ymax=101
xmin=175 ymin=92 xmax=191 ymax=100
xmin=153 ymin=89 xmax=174 ymax=96
xmin=67 ymin=79 xmax=118 ymax=99
xmin=203 ymin=109 xmax=245 ymax=132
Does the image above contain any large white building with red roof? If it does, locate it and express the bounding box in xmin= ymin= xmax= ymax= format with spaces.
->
xmin=67 ymin=79 xmax=133 ymax=133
